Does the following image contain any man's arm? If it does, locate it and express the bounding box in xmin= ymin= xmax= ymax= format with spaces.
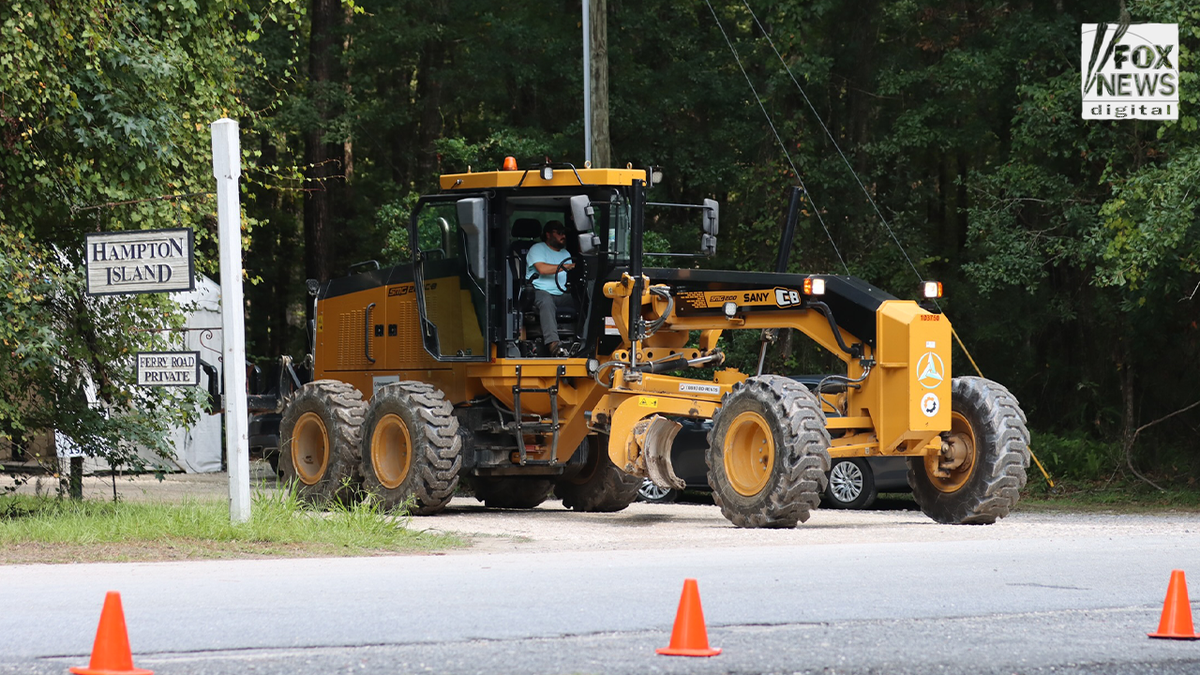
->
xmin=527 ymin=244 xmax=573 ymax=276
xmin=532 ymin=260 xmax=572 ymax=274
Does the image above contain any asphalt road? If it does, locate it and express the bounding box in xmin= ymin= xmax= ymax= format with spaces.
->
xmin=2 ymin=502 xmax=1200 ymax=674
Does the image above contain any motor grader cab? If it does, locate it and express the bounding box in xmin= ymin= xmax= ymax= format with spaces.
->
xmin=276 ymin=159 xmax=1030 ymax=528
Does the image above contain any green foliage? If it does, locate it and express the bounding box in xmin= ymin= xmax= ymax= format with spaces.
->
xmin=5 ymin=0 xmax=1200 ymax=483
xmin=1030 ymin=431 xmax=1122 ymax=481
xmin=0 ymin=0 xmax=272 ymax=469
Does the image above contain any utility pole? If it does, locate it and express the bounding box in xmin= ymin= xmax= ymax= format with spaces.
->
xmin=589 ymin=0 xmax=611 ymax=167
xmin=583 ymin=0 xmax=611 ymax=167
xmin=583 ymin=4 xmax=590 ymax=165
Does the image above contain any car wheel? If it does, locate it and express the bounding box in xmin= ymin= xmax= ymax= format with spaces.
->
xmin=824 ymin=458 xmax=877 ymax=509
xmin=637 ymin=479 xmax=678 ymax=503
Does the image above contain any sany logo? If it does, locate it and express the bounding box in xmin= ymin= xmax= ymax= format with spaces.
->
xmin=1081 ymin=23 xmax=1178 ymax=120
xmin=916 ymin=352 xmax=944 ymax=390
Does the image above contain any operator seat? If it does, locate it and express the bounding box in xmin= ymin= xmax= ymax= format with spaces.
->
xmin=509 ymin=218 xmax=543 ymax=297
xmin=508 ymin=218 xmax=577 ymax=354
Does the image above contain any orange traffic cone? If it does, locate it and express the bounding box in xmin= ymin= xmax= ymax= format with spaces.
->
xmin=656 ymin=578 xmax=722 ymax=657
xmin=1149 ymin=570 xmax=1200 ymax=640
xmin=71 ymin=591 xmax=154 ymax=675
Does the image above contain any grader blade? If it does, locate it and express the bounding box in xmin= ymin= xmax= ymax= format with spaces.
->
xmin=634 ymin=415 xmax=685 ymax=491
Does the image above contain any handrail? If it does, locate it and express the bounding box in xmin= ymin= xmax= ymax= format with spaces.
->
xmin=364 ymin=303 xmax=376 ymax=363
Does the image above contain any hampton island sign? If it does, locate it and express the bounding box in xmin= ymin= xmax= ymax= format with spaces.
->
xmin=85 ymin=227 xmax=199 ymax=389
xmin=85 ymin=228 xmax=195 ymax=295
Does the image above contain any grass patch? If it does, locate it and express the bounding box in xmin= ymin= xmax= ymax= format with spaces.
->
xmin=1019 ymin=476 xmax=1200 ymax=514
xmin=0 ymin=486 xmax=464 ymax=564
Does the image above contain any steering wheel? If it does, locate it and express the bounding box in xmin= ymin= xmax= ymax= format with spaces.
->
xmin=554 ymin=257 xmax=576 ymax=294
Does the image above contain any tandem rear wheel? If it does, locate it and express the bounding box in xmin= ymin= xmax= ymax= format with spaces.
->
xmin=277 ymin=380 xmax=368 ymax=506
xmin=554 ymin=436 xmax=642 ymax=512
xmin=358 ymin=382 xmax=463 ymax=515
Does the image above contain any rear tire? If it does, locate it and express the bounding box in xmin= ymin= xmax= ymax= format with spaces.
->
xmin=278 ymin=381 xmax=367 ymax=506
xmin=554 ymin=436 xmax=641 ymax=512
xmin=824 ymin=458 xmax=877 ymax=509
xmin=360 ymin=382 xmax=462 ymax=515
xmin=470 ymin=476 xmax=553 ymax=509
xmin=706 ymin=375 xmax=831 ymax=528
xmin=908 ymin=377 xmax=1029 ymax=524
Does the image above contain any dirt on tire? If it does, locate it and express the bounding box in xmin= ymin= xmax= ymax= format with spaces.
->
xmin=277 ymin=380 xmax=367 ymax=506
xmin=706 ymin=375 xmax=831 ymax=528
xmin=554 ymin=436 xmax=641 ymax=512
xmin=907 ymin=376 xmax=1030 ymax=524
xmin=359 ymin=381 xmax=462 ymax=515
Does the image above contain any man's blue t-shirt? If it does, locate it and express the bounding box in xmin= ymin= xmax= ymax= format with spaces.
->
xmin=526 ymin=242 xmax=571 ymax=295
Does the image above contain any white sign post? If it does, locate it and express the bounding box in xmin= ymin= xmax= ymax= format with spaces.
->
xmin=211 ymin=118 xmax=250 ymax=524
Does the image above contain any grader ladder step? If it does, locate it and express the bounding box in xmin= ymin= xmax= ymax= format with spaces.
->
xmin=510 ymin=365 xmax=565 ymax=466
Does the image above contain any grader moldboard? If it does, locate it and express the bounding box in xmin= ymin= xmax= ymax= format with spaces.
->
xmin=271 ymin=160 xmax=1030 ymax=528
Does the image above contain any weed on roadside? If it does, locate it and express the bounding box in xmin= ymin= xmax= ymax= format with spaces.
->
xmin=0 ymin=484 xmax=462 ymax=564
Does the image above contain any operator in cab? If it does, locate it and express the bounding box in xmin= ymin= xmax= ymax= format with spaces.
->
xmin=526 ymin=220 xmax=575 ymax=357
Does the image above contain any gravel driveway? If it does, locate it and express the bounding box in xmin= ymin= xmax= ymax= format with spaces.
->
xmin=7 ymin=465 xmax=1196 ymax=556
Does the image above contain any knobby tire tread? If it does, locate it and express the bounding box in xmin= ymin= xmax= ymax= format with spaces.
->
xmin=908 ymin=376 xmax=1030 ymax=524
xmin=707 ymin=375 xmax=831 ymax=528
xmin=360 ymin=381 xmax=462 ymax=515
xmin=278 ymin=380 xmax=368 ymax=506
xmin=554 ymin=437 xmax=642 ymax=512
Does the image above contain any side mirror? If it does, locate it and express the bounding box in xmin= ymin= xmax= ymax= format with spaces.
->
xmin=701 ymin=198 xmax=719 ymax=256
xmin=569 ymin=194 xmax=600 ymax=254
xmin=456 ymin=197 xmax=487 ymax=280
xmin=569 ymin=194 xmax=594 ymax=232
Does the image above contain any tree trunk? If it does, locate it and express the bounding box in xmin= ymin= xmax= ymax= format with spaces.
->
xmin=416 ymin=2 xmax=448 ymax=180
xmin=415 ymin=42 xmax=445 ymax=181
xmin=589 ymin=0 xmax=611 ymax=167
xmin=1116 ymin=337 xmax=1137 ymax=460
xmin=303 ymin=0 xmax=342 ymax=283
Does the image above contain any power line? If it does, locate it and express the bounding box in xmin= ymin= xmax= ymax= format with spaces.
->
xmin=704 ymin=0 xmax=849 ymax=275
xmin=740 ymin=0 xmax=925 ymax=285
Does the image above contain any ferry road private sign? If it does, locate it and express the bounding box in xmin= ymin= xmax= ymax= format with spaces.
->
xmin=86 ymin=228 xmax=195 ymax=295
xmin=137 ymin=351 xmax=201 ymax=387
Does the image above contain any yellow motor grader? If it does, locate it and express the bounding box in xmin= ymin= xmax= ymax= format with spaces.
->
xmin=271 ymin=160 xmax=1030 ymax=528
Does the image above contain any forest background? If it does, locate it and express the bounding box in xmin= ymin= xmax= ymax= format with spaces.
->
xmin=1 ymin=0 xmax=1197 ymax=488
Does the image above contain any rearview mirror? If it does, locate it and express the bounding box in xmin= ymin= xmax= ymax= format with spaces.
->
xmin=701 ymin=198 xmax=719 ymax=256
xmin=569 ymin=195 xmax=594 ymax=232
xmin=456 ymin=197 xmax=487 ymax=280
xmin=570 ymin=194 xmax=599 ymax=254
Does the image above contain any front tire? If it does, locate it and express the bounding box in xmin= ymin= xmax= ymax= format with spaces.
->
xmin=706 ymin=375 xmax=831 ymax=528
xmin=908 ymin=377 xmax=1030 ymax=524
xmin=824 ymin=458 xmax=877 ymax=509
xmin=554 ymin=436 xmax=641 ymax=512
xmin=359 ymin=382 xmax=462 ymax=515
xmin=278 ymin=381 xmax=367 ymax=506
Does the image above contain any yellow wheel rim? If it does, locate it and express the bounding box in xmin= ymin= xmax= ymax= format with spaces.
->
xmin=926 ymin=411 xmax=977 ymax=493
xmin=291 ymin=411 xmax=329 ymax=486
xmin=371 ymin=413 xmax=412 ymax=490
xmin=723 ymin=411 xmax=775 ymax=497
